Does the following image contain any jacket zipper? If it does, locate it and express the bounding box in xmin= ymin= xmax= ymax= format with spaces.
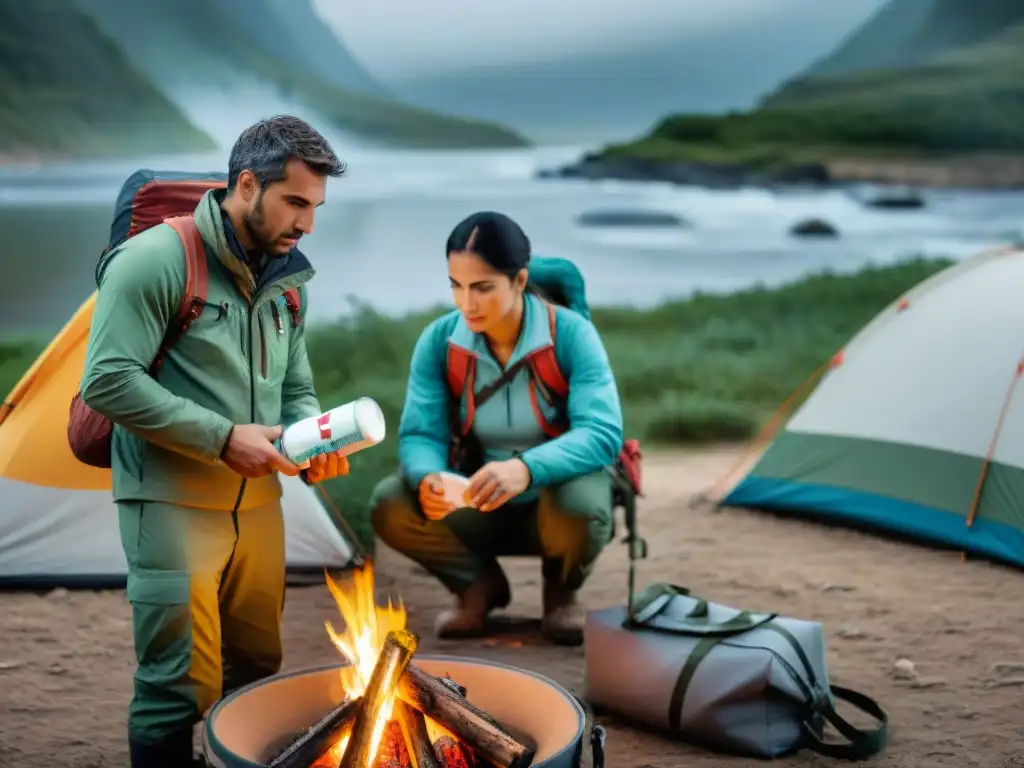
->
xmin=227 ymin=303 xmax=257 ymax=516
xmin=257 ymin=312 xmax=268 ymax=379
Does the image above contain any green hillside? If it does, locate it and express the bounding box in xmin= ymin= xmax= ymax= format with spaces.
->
xmin=596 ymin=20 xmax=1024 ymax=171
xmin=782 ymin=0 xmax=1024 ymax=81
xmin=74 ymin=0 xmax=527 ymax=149
xmin=0 ymin=0 xmax=215 ymax=158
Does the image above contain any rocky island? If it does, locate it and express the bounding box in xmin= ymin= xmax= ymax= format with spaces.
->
xmin=541 ymin=0 xmax=1024 ymax=190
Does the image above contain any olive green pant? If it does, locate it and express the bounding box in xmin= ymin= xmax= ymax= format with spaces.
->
xmin=117 ymin=499 xmax=286 ymax=745
xmin=370 ymin=470 xmax=614 ymax=593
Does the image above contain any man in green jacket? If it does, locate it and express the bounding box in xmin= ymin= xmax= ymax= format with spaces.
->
xmin=81 ymin=116 xmax=350 ymax=768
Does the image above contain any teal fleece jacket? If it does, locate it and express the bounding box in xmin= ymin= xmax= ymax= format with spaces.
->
xmin=397 ymin=293 xmax=623 ymax=495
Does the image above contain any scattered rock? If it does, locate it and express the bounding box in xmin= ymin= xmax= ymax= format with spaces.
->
xmin=892 ymin=658 xmax=917 ymax=680
xmin=984 ymin=677 xmax=1024 ymax=689
xmin=47 ymin=664 xmax=66 ymax=675
xmin=911 ymin=677 xmax=947 ymax=689
xmin=821 ymin=583 xmax=856 ymax=593
xmin=0 ymin=661 xmax=23 ymax=671
xmin=790 ymin=218 xmax=839 ymax=237
xmin=575 ymin=209 xmax=689 ymax=228
xmin=46 ymin=587 xmax=69 ymax=600
xmin=989 ymin=661 xmax=1024 ymax=677
xmin=837 ymin=627 xmax=866 ymax=640
xmin=861 ymin=187 xmax=926 ymax=210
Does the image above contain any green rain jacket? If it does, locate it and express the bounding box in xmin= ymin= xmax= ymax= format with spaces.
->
xmin=81 ymin=188 xmax=322 ymax=511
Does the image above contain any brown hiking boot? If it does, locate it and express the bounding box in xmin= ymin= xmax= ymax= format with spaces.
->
xmin=434 ymin=564 xmax=511 ymax=639
xmin=541 ymin=579 xmax=585 ymax=646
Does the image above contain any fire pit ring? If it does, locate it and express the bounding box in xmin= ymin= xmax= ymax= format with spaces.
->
xmin=203 ymin=655 xmax=588 ymax=768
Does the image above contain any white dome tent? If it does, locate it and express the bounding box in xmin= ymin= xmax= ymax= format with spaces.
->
xmin=721 ymin=246 xmax=1024 ymax=569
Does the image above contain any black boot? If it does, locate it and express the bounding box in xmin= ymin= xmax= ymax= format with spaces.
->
xmin=129 ymin=727 xmax=200 ymax=768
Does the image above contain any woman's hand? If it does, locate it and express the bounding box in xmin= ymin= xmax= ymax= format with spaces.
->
xmin=304 ymin=450 xmax=350 ymax=484
xmin=418 ymin=474 xmax=455 ymax=521
xmin=467 ymin=459 xmax=532 ymax=512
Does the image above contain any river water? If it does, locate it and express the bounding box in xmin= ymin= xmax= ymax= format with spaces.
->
xmin=1 ymin=145 xmax=1022 ymax=335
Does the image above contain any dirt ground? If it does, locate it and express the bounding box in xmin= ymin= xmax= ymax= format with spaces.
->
xmin=2 ymin=446 xmax=1023 ymax=768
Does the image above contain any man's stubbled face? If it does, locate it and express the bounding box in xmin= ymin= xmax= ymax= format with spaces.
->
xmin=240 ymin=157 xmax=327 ymax=257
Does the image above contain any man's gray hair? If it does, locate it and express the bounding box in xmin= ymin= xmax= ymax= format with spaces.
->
xmin=227 ymin=115 xmax=346 ymax=190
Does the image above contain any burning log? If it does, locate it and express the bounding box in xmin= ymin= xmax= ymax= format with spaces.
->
xmin=317 ymin=567 xmax=535 ymax=768
xmin=398 ymin=665 xmax=535 ymax=768
xmin=373 ymin=720 xmax=412 ymax=768
xmin=268 ymin=697 xmax=361 ymax=768
xmin=428 ymin=733 xmax=481 ymax=768
xmin=338 ymin=629 xmax=418 ymax=768
xmin=395 ymin=700 xmax=441 ymax=768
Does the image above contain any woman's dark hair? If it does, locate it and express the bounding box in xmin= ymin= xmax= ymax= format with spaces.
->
xmin=446 ymin=211 xmax=531 ymax=277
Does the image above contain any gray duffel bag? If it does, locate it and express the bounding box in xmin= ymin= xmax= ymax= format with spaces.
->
xmin=584 ymin=583 xmax=888 ymax=760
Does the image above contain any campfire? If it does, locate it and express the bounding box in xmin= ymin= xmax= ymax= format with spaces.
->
xmin=268 ymin=565 xmax=536 ymax=768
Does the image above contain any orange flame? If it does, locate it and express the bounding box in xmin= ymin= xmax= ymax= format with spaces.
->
xmin=322 ymin=563 xmax=409 ymax=766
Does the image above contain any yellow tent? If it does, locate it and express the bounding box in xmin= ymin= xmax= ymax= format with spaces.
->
xmin=0 ymin=296 xmax=354 ymax=588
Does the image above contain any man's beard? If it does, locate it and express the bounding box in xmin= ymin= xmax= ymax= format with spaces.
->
xmin=243 ymin=193 xmax=300 ymax=258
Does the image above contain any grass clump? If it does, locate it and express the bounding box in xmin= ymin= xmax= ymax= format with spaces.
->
xmin=0 ymin=258 xmax=953 ymax=552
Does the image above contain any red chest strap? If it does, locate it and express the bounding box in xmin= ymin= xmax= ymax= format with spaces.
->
xmin=446 ymin=344 xmax=476 ymax=437
xmin=446 ymin=301 xmax=569 ymax=438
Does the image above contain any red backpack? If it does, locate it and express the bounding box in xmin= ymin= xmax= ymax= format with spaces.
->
xmin=445 ymin=299 xmax=643 ymax=500
xmin=67 ymin=170 xmax=302 ymax=469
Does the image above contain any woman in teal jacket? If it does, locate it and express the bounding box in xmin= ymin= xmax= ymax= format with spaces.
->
xmin=370 ymin=211 xmax=623 ymax=646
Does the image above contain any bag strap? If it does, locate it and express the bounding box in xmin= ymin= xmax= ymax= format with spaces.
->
xmin=152 ymin=216 xmax=208 ymax=377
xmin=800 ymin=685 xmax=889 ymax=760
xmin=620 ymin=485 xmax=647 ymax=624
xmin=446 ymin=345 xmax=475 ymax=437
xmin=761 ymin=622 xmax=888 ymax=760
xmin=529 ymin=302 xmax=569 ymax=398
xmin=474 ymin=358 xmax=530 ymax=410
xmin=626 ymin=583 xmax=777 ymax=635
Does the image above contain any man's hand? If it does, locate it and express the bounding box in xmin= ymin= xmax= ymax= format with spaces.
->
xmin=467 ymin=459 xmax=531 ymax=512
xmin=221 ymin=424 xmax=301 ymax=478
xmin=418 ymin=473 xmax=455 ymax=521
xmin=304 ymin=451 xmax=351 ymax=484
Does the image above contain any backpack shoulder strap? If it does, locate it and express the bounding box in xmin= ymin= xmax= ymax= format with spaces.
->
xmin=153 ymin=216 xmax=208 ymax=376
xmin=529 ymin=301 xmax=569 ymax=399
xmin=446 ymin=343 xmax=476 ymax=437
xmin=283 ymin=287 xmax=302 ymax=328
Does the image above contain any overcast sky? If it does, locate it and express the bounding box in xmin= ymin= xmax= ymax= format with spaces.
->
xmin=313 ymin=0 xmax=887 ymax=77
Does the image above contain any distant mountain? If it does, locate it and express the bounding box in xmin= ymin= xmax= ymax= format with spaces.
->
xmin=74 ymin=0 xmax=525 ymax=149
xmin=0 ymin=0 xmax=214 ymax=159
xmin=386 ymin=2 xmax=884 ymax=144
xmin=766 ymin=0 xmax=1024 ymax=101
xmin=203 ymin=0 xmax=391 ymax=99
